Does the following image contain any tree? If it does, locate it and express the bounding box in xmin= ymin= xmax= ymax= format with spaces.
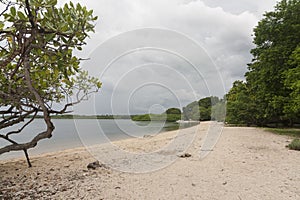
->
xmin=164 ymin=108 xmax=181 ymax=122
xmin=165 ymin=108 xmax=181 ymax=115
xmin=182 ymin=96 xmax=221 ymax=121
xmin=211 ymin=98 xmax=226 ymax=122
xmin=198 ymin=96 xmax=219 ymax=121
xmin=247 ymin=0 xmax=300 ymax=125
xmin=284 ymin=46 xmax=300 ymax=124
xmin=227 ymin=0 xmax=300 ymax=126
xmin=182 ymin=101 xmax=199 ymax=121
xmin=0 ymin=0 xmax=101 ymax=166
xmin=226 ymin=81 xmax=255 ymax=125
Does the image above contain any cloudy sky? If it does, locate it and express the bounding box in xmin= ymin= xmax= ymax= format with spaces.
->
xmin=56 ymin=1 xmax=278 ymax=114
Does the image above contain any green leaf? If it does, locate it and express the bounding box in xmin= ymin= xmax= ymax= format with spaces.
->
xmin=0 ymin=22 xmax=4 ymax=29
xmin=50 ymin=0 xmax=57 ymax=6
xmin=10 ymin=7 xmax=16 ymax=16
xmin=76 ymin=3 xmax=82 ymax=11
xmin=45 ymin=33 xmax=55 ymax=41
xmin=17 ymin=11 xmax=26 ymax=20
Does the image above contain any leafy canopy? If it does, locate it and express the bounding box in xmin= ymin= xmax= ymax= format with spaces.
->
xmin=226 ymin=0 xmax=300 ymax=126
xmin=0 ymin=0 xmax=101 ymax=166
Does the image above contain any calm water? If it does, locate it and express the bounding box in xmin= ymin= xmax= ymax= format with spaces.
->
xmin=0 ymin=119 xmax=190 ymax=160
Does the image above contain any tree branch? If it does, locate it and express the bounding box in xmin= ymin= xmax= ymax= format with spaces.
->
xmin=0 ymin=106 xmax=14 ymax=114
xmin=0 ymin=109 xmax=35 ymax=129
xmin=24 ymin=0 xmax=35 ymax=28
xmin=6 ymin=110 xmax=37 ymax=137
xmin=0 ymin=0 xmax=12 ymax=16
xmin=0 ymin=129 xmax=52 ymax=154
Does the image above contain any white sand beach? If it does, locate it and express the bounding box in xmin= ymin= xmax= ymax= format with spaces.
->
xmin=1 ymin=121 xmax=299 ymax=199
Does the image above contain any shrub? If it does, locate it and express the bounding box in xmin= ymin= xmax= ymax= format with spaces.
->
xmin=288 ymin=139 xmax=300 ymax=151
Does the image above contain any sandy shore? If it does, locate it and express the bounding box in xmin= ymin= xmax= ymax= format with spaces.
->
xmin=1 ymin=121 xmax=299 ymax=199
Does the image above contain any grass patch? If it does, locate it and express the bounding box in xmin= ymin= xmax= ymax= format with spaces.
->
xmin=287 ymin=139 xmax=300 ymax=151
xmin=266 ymin=128 xmax=300 ymax=138
xmin=266 ymin=128 xmax=300 ymax=151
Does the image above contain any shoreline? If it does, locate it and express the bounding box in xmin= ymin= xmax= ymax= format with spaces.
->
xmin=0 ymin=121 xmax=199 ymax=162
xmin=1 ymin=121 xmax=299 ymax=199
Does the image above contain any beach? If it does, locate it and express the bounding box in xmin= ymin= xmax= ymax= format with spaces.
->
xmin=1 ymin=121 xmax=299 ymax=199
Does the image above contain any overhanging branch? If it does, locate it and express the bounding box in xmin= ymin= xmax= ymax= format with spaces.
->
xmin=0 ymin=129 xmax=52 ymax=154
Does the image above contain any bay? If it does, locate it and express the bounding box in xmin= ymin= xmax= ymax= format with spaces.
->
xmin=0 ymin=119 xmax=187 ymax=160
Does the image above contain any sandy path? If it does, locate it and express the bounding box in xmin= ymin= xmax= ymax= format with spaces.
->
xmin=1 ymin=122 xmax=299 ymax=199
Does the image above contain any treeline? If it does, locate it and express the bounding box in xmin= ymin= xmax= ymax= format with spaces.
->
xmin=182 ymin=97 xmax=225 ymax=122
xmin=132 ymin=97 xmax=226 ymax=122
xmin=131 ymin=108 xmax=182 ymax=122
xmin=226 ymin=0 xmax=300 ymax=127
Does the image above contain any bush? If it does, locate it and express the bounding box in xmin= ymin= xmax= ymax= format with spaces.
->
xmin=288 ymin=139 xmax=300 ymax=151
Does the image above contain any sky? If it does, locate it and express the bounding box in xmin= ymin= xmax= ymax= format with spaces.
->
xmin=2 ymin=0 xmax=279 ymax=115
xmin=67 ymin=0 xmax=278 ymax=115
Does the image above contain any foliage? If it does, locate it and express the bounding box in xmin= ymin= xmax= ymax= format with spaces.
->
xmin=287 ymin=138 xmax=300 ymax=151
xmin=284 ymin=46 xmax=300 ymax=118
xmin=211 ymin=100 xmax=226 ymax=122
xmin=0 ymin=0 xmax=101 ymax=166
xmin=266 ymin=128 xmax=300 ymax=138
xmin=182 ymin=96 xmax=223 ymax=121
xmin=226 ymin=81 xmax=254 ymax=125
xmin=132 ymin=114 xmax=164 ymax=121
xmin=182 ymin=101 xmax=199 ymax=121
xmin=165 ymin=108 xmax=181 ymax=115
xmin=131 ymin=108 xmax=182 ymax=122
xmin=131 ymin=114 xmax=151 ymax=121
xmin=166 ymin=113 xmax=181 ymax=122
xmin=226 ymin=0 xmax=300 ymax=127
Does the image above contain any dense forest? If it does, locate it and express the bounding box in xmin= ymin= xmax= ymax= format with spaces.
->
xmin=182 ymin=96 xmax=225 ymax=122
xmin=226 ymin=0 xmax=300 ymax=127
xmin=132 ymin=97 xmax=226 ymax=122
xmin=131 ymin=108 xmax=182 ymax=122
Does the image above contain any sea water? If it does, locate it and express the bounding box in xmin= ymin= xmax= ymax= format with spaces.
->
xmin=0 ymin=119 xmax=184 ymax=160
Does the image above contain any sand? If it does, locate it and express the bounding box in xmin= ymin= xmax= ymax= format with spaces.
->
xmin=1 ymin=121 xmax=299 ymax=199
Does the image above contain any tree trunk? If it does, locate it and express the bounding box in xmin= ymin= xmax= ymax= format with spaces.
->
xmin=23 ymin=149 xmax=32 ymax=167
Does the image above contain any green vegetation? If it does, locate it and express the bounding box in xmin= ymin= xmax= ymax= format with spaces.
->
xmin=132 ymin=108 xmax=182 ymax=122
xmin=226 ymin=0 xmax=300 ymax=127
xmin=165 ymin=108 xmax=182 ymax=122
xmin=132 ymin=114 xmax=166 ymax=121
xmin=267 ymin=128 xmax=300 ymax=138
xmin=132 ymin=97 xmax=226 ymax=123
xmin=267 ymin=128 xmax=300 ymax=151
xmin=288 ymin=139 xmax=300 ymax=151
xmin=183 ymin=96 xmax=225 ymax=122
xmin=0 ymin=0 xmax=100 ymax=166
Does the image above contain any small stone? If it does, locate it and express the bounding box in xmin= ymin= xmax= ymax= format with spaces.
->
xmin=177 ymin=153 xmax=192 ymax=158
xmin=87 ymin=161 xmax=100 ymax=170
xmin=87 ymin=161 xmax=109 ymax=170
